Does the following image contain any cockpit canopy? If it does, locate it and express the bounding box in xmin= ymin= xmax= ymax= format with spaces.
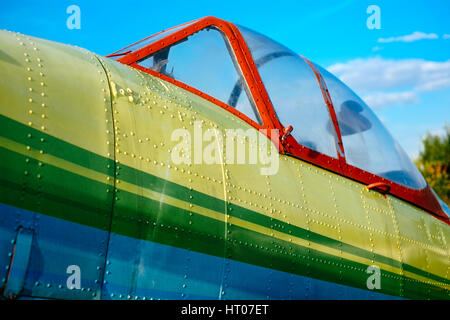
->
xmin=109 ymin=16 xmax=447 ymax=219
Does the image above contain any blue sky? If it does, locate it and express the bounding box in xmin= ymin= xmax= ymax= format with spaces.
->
xmin=1 ymin=0 xmax=449 ymax=158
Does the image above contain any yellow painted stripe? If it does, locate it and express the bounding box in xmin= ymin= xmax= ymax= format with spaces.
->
xmin=0 ymin=135 xmax=448 ymax=290
xmin=0 ymin=136 xmax=114 ymax=188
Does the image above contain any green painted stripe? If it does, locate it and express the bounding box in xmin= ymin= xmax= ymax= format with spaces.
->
xmin=0 ymin=113 xmax=449 ymax=290
xmin=0 ymin=114 xmax=114 ymax=175
xmin=0 ymin=146 xmax=112 ymax=230
xmin=114 ymin=146 xmax=450 ymax=288
xmin=0 ymin=145 xmax=448 ymax=299
xmin=0 ymin=159 xmax=448 ymax=299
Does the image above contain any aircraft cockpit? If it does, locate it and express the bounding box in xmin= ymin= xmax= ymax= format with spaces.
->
xmin=108 ymin=16 xmax=449 ymax=220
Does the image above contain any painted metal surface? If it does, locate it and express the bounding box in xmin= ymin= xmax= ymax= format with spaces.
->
xmin=0 ymin=28 xmax=449 ymax=300
xmin=0 ymin=30 xmax=113 ymax=299
xmin=113 ymin=16 xmax=447 ymax=221
xmin=3 ymin=227 xmax=33 ymax=298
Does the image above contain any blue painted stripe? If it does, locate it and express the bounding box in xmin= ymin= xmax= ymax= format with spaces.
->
xmin=0 ymin=203 xmax=107 ymax=299
xmin=0 ymin=203 xmax=402 ymax=299
xmin=103 ymin=232 xmax=402 ymax=300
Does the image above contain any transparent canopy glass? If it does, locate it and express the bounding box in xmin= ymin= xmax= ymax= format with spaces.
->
xmin=112 ymin=21 xmax=196 ymax=56
xmin=318 ymin=66 xmax=427 ymax=189
xmin=237 ymin=26 xmax=339 ymax=159
xmin=238 ymin=25 xmax=427 ymax=190
xmin=136 ymin=27 xmax=261 ymax=124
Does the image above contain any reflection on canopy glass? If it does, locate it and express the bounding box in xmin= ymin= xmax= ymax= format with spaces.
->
xmin=137 ymin=27 xmax=261 ymax=124
xmin=316 ymin=65 xmax=427 ymax=190
xmin=238 ymin=25 xmax=427 ymax=190
xmin=238 ymin=25 xmax=339 ymax=159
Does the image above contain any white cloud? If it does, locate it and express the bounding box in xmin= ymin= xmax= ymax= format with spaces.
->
xmin=443 ymin=34 xmax=450 ymax=39
xmin=378 ymin=31 xmax=438 ymax=43
xmin=326 ymin=58 xmax=450 ymax=158
xmin=362 ymin=91 xmax=419 ymax=109
xmin=429 ymin=127 xmax=447 ymax=137
xmin=416 ymin=77 xmax=450 ymax=91
xmin=371 ymin=46 xmax=383 ymax=52
xmin=328 ymin=57 xmax=450 ymax=93
xmin=327 ymin=57 xmax=450 ymax=109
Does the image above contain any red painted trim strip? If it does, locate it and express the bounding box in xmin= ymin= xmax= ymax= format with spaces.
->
xmin=301 ymin=56 xmax=346 ymax=163
xmin=109 ymin=19 xmax=199 ymax=56
xmin=110 ymin=16 xmax=448 ymax=223
xmin=118 ymin=16 xmax=283 ymax=148
xmin=131 ymin=63 xmax=263 ymax=131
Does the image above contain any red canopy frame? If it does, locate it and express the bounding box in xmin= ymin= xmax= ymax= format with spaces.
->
xmin=110 ymin=16 xmax=448 ymax=223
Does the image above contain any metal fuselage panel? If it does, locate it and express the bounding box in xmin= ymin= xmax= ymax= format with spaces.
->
xmin=0 ymin=30 xmax=448 ymax=299
xmin=0 ymin=30 xmax=114 ymax=299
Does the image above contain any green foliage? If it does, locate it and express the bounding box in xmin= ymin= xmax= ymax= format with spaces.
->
xmin=415 ymin=125 xmax=450 ymax=205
